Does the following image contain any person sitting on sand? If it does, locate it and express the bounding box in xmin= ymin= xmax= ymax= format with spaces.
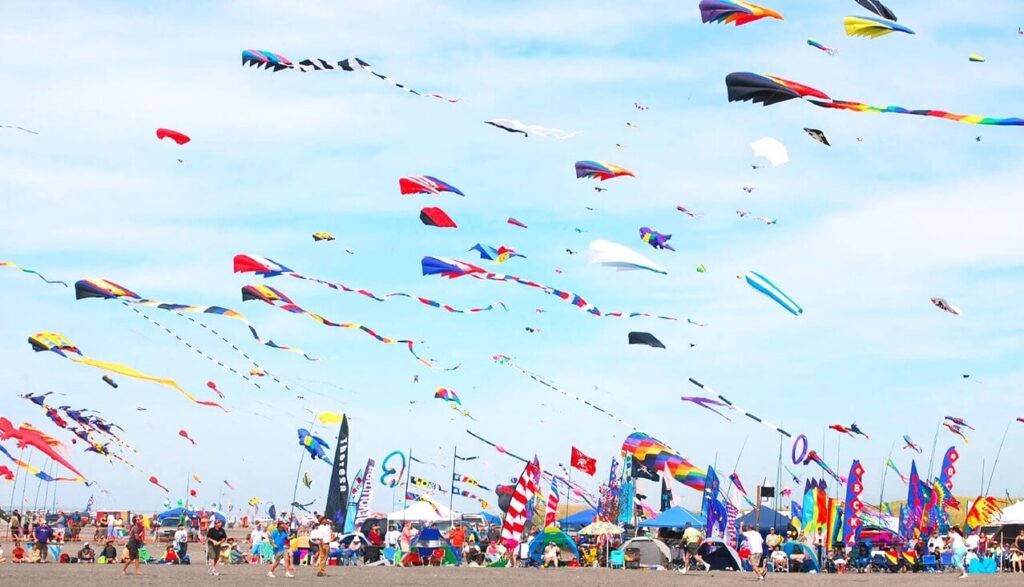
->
xmin=99 ymin=540 xmax=117 ymax=563
xmin=542 ymin=542 xmax=561 ymax=568
xmin=77 ymin=543 xmax=96 ymax=564
xmin=162 ymin=545 xmax=180 ymax=564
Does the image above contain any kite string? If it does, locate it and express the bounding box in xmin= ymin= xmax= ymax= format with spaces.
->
xmin=179 ymin=314 xmax=296 ymax=394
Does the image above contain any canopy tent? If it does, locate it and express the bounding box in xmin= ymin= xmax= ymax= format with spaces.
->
xmin=637 ymin=505 xmax=706 ymax=528
xmin=782 ymin=540 xmax=820 ymax=573
xmin=477 ymin=511 xmax=501 ymax=525
xmin=996 ymin=500 xmax=1024 ymax=525
xmin=528 ymin=527 xmax=579 ymax=563
xmin=700 ymin=537 xmax=743 ymax=571
xmin=578 ymin=521 xmax=623 ymax=536
xmin=736 ymin=506 xmax=792 ymax=535
xmin=409 ymin=527 xmax=461 ymax=566
xmin=621 ymin=537 xmax=671 ymax=567
xmin=558 ymin=508 xmax=597 ymax=527
xmin=386 ymin=501 xmax=458 ymax=522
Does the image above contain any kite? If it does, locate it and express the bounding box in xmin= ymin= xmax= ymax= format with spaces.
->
xmin=969 ymin=53 xmax=986 ymax=63
xmin=622 ymin=432 xmax=707 ymax=491
xmin=312 ymin=232 xmax=335 ymax=242
xmin=699 ymin=0 xmax=782 ymax=26
xmin=688 ymin=378 xmax=792 ymax=437
xmin=0 ymin=443 xmax=84 ymax=483
xmin=626 ymin=122 xmax=637 ymax=129
xmin=590 ymin=240 xmax=667 ymax=274
xmin=807 ymin=39 xmax=837 ymax=56
xmin=848 ymin=422 xmax=870 ymax=439
xmin=0 ymin=418 xmax=87 ymax=481
xmin=380 ymin=451 xmax=406 ymax=488
xmin=676 ymin=205 xmax=699 ymax=218
xmin=29 ymin=332 xmax=227 ymax=411
xmin=736 ymin=210 xmax=776 ymax=225
xmin=634 ymin=103 xmax=649 ymax=110
xmin=743 ymin=271 xmax=803 ymax=316
xmin=1 ymin=125 xmax=39 ymax=134
xmin=804 ymin=128 xmax=830 ymax=146
xmin=902 ymin=434 xmax=922 ymax=453
xmin=102 ymin=375 xmax=118 ymax=389
xmin=484 ymin=119 xmax=580 ymax=139
xmin=155 ymin=128 xmax=190 ymax=145
xmin=803 ymin=450 xmax=846 ymax=484
xmin=726 ymin=72 xmax=1024 ymax=127
xmin=399 ymin=176 xmax=464 ymax=197
xmin=844 ymin=16 xmax=914 ymax=39
xmin=241 ymin=284 xmax=457 ymax=370
xmin=302 ymin=472 xmax=312 ymax=489
xmin=829 ymin=424 xmax=855 ymax=438
xmin=0 ymin=466 xmax=13 ymax=481
xmin=297 ymin=429 xmax=332 ymax=463
xmin=1017 ymin=417 xmax=1024 ymax=424
xmin=434 ymin=387 xmax=461 ymax=405
xmin=242 ymin=50 xmax=461 ymax=102
xmin=423 ymin=256 xmax=679 ymax=319
xmin=930 ymin=297 xmax=962 ymax=316
xmin=785 ymin=466 xmax=800 ymax=485
xmin=178 ymin=430 xmax=197 ymax=446
xmin=853 ymin=0 xmax=896 ymax=21
xmin=469 ymin=244 xmax=524 ymax=264
xmin=574 ymin=161 xmax=635 ymax=181
xmin=742 ymin=186 xmax=756 ymax=193
xmin=207 ymin=381 xmax=224 ymax=399
xmin=751 ymin=137 xmax=788 ymax=166
xmin=0 ymin=261 xmax=67 ymax=287
xmin=507 ymin=218 xmax=528 ymax=228
xmin=148 ymin=476 xmax=169 ymax=492
xmin=696 ymin=264 xmax=707 ymax=273
xmin=234 ymin=254 xmax=504 ymax=314
xmin=420 ymin=207 xmax=457 ymax=228
xmin=75 ymin=277 xmax=314 ymax=360
xmin=944 ymin=416 xmax=975 ymax=430
xmin=291 ymin=500 xmax=315 ymax=513
xmin=886 ymin=459 xmax=909 ymax=484
xmin=316 ymin=411 xmax=344 ymax=425
xmin=639 ymin=228 xmax=675 ymax=251
xmin=628 ymin=332 xmax=665 ymax=349
xmin=942 ymin=422 xmax=969 ymax=444
xmin=524 ymin=327 xmax=541 ymax=334
xmin=680 ymin=396 xmax=733 ymax=421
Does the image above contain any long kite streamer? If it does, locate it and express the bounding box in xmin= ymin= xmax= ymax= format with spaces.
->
xmin=241 ymin=285 xmax=458 ymax=370
xmin=75 ymin=278 xmax=314 ymax=360
xmin=464 ymin=430 xmax=595 ymax=503
xmin=424 ymin=256 xmax=680 ymax=320
xmin=0 ymin=444 xmax=85 ymax=483
xmin=688 ymin=378 xmax=792 ymax=437
xmin=1 ymin=261 xmax=67 ymax=287
xmin=726 ymin=72 xmax=1024 ymax=127
xmin=28 ymin=332 xmax=227 ymax=411
xmin=234 ymin=254 xmax=504 ymax=314
xmin=242 ymin=50 xmax=461 ymax=103
xmin=622 ymin=432 xmax=707 ymax=492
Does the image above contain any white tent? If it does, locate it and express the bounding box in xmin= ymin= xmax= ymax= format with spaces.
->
xmin=386 ymin=501 xmax=459 ymax=522
xmin=995 ymin=500 xmax=1024 ymax=525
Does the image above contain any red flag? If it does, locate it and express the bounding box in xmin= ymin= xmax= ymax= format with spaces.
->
xmin=570 ymin=446 xmax=597 ymax=476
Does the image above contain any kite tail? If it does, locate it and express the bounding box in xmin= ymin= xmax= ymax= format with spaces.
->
xmin=70 ymin=355 xmax=228 ymax=412
xmin=807 ymin=99 xmax=1024 ymax=126
xmin=0 ymin=261 xmax=68 ymax=287
xmin=0 ymin=445 xmax=86 ymax=483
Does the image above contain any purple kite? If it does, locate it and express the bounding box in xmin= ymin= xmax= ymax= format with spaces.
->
xmin=680 ymin=396 xmax=733 ymax=421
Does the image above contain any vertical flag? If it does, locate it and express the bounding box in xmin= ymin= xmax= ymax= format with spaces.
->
xmin=661 ymin=463 xmax=676 ymax=512
xmin=725 ymin=486 xmax=740 ymax=549
xmin=544 ymin=479 xmax=560 ymax=527
xmin=702 ymin=466 xmax=722 ymax=537
xmin=500 ymin=457 xmax=540 ymax=548
xmin=323 ymin=415 xmax=350 ymax=528
xmin=841 ymin=460 xmax=864 ymax=545
xmin=354 ymin=458 xmax=376 ymax=529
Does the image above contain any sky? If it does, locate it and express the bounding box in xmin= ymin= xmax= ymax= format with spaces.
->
xmin=2 ymin=1 xmax=1023 ymax=518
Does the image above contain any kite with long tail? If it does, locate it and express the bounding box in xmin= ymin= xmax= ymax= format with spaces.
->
xmin=944 ymin=416 xmax=975 ymax=430
xmin=803 ymin=450 xmax=846 ymax=484
xmin=0 ymin=418 xmax=88 ymax=481
xmin=1 ymin=261 xmax=67 ymax=287
xmin=680 ymin=396 xmax=733 ymax=421
xmin=28 ymin=332 xmax=227 ymax=411
xmin=688 ymin=378 xmax=791 ymax=437
xmin=943 ymin=422 xmax=969 ymax=444
xmin=726 ymin=72 xmax=1024 ymax=127
xmin=886 ymin=458 xmax=908 ymax=484
xmin=784 ymin=466 xmax=800 ymax=485
xmin=241 ymin=285 xmax=459 ymax=371
xmin=234 ymin=254 xmax=505 ymax=314
xmin=902 ymin=434 xmax=922 ymax=453
xmin=423 ymin=256 xmax=682 ymax=320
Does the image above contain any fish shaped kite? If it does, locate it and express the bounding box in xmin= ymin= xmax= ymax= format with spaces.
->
xmin=639 ymin=227 xmax=675 ymax=251
xmin=726 ymin=72 xmax=1024 ymax=127
xmin=178 ymin=430 xmax=197 ymax=446
xmin=297 ymin=429 xmax=332 ymax=463
xmin=590 ymin=240 xmax=667 ymax=274
xmin=242 ymin=50 xmax=461 ymax=102
xmin=207 ymin=381 xmax=224 ymax=399
xmin=844 ymin=16 xmax=914 ymax=39
xmin=148 ymin=476 xmax=169 ymax=492
xmin=484 ymin=119 xmax=580 ymax=139
xmin=902 ymin=434 xmax=922 ymax=453
xmin=699 ymin=0 xmax=782 ymax=26
xmin=0 ymin=261 xmax=68 ymax=287
xmin=400 ymin=176 xmax=464 ymax=197
xmin=680 ymin=396 xmax=733 ymax=421
xmin=29 ymin=332 xmax=227 ymax=411
xmin=807 ymin=39 xmax=837 ymax=56
xmin=574 ymin=161 xmax=635 ymax=181
xmin=743 ymin=271 xmax=803 ymax=316
xmin=931 ymin=297 xmax=962 ymax=316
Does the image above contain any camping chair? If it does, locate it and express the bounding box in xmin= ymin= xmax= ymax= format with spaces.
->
xmin=624 ymin=547 xmax=640 ymax=569
xmin=609 ymin=549 xmax=625 ymax=569
xmin=429 ymin=548 xmax=446 ymax=566
xmin=921 ymin=554 xmax=938 ymax=572
xmin=259 ymin=542 xmax=274 ymax=563
xmin=940 ymin=551 xmax=953 ymax=570
xmin=138 ymin=547 xmax=152 ymax=563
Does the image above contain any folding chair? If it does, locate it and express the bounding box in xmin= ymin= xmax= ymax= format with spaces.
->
xmin=608 ymin=549 xmax=625 ymax=569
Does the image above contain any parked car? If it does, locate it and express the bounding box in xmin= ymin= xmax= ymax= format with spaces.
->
xmin=156 ymin=517 xmax=199 ymax=543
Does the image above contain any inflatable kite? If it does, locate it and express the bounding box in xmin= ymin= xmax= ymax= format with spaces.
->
xmin=574 ymin=161 xmax=635 ymax=181
xmin=29 ymin=332 xmax=226 ymax=410
xmin=297 ymin=428 xmax=332 ymax=463
xmin=102 ymin=375 xmax=118 ymax=388
xmin=589 ymin=240 xmax=667 ymax=274
xmin=726 ymin=72 xmax=1024 ymax=126
xmin=848 ymin=423 xmax=869 ymax=439
xmin=148 ymin=476 xmax=169 ymax=492
xmin=807 ymin=39 xmax=837 ymax=55
xmin=843 ymin=16 xmax=914 ymax=39
xmin=155 ymin=128 xmax=190 ymax=145
xmin=969 ymin=53 xmax=986 ymax=63
xmin=639 ymin=227 xmax=674 ymax=251
xmin=178 ymin=430 xmax=197 ymax=446
xmin=698 ymin=0 xmax=782 ymax=26
xmin=829 ymin=424 xmax=855 ymax=437
xmin=484 ymin=119 xmax=580 ymax=139
xmin=622 ymin=432 xmax=706 ymax=491
xmin=743 ymin=271 xmax=803 ymax=316
xmin=751 ymin=137 xmax=788 ymax=166
xmin=0 ymin=418 xmax=87 ymax=480
xmin=399 ymin=176 xmax=464 ymax=197
xmin=1 ymin=261 xmax=67 ymax=287
xmin=242 ymin=50 xmax=460 ymax=102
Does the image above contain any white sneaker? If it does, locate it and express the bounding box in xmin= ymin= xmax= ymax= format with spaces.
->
xmin=960 ymin=573 xmax=968 ymax=579
xmin=267 ymin=571 xmax=275 ymax=578
xmin=705 ymin=562 xmax=712 ymax=572
xmin=212 ymin=569 xmax=219 ymax=576
xmin=285 ymin=572 xmax=295 ymax=578
xmin=679 ymin=565 xmax=688 ymax=574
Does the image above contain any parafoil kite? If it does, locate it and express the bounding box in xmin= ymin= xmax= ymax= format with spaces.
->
xmin=155 ymin=128 xmax=191 ymax=145
xmin=29 ymin=332 xmax=227 ymax=410
xmin=628 ymin=331 xmax=665 ymax=349
xmin=400 ymin=176 xmax=464 ymax=197
xmin=902 ymin=434 xmax=922 ymax=453
xmin=484 ymin=119 xmax=580 ymax=139
xmin=507 ymin=217 xmax=528 ymax=228
xmin=969 ymin=53 xmax=985 ymax=63
xmin=698 ymin=0 xmax=782 ymax=26
xmin=469 ymin=244 xmax=524 ymax=264
xmin=297 ymin=429 xmax=332 ymax=463
xmin=930 ymin=297 xmax=962 ymax=316
xmin=804 ymin=128 xmax=830 ymax=146
xmin=434 ymin=387 xmax=461 ymax=405
xmin=680 ymin=396 xmax=733 ymax=421
xmin=726 ymin=72 xmax=1024 ymax=127
xmin=639 ymin=227 xmax=674 ymax=251
xmin=419 ymin=207 xmax=457 ymax=228
xmin=742 ymin=271 xmax=802 ymax=316
xmin=843 ymin=16 xmax=914 ymax=39
xmin=312 ymin=232 xmax=335 ymax=242
xmin=853 ymin=0 xmax=896 ymax=21
xmin=234 ymin=254 xmax=503 ymax=314
xmin=589 ymin=240 xmax=667 ymax=274
xmin=574 ymin=161 xmax=635 ymax=181
xmin=242 ymin=50 xmax=461 ymax=102
xmin=807 ymin=39 xmax=837 ymax=56
xmin=751 ymin=137 xmax=788 ymax=166
xmin=1 ymin=261 xmax=67 ymax=287
xmin=240 ymin=285 xmax=458 ymax=370
xmin=622 ymin=432 xmax=706 ymax=491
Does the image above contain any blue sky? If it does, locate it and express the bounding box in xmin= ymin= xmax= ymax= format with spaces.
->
xmin=2 ymin=0 xmax=1023 ymax=516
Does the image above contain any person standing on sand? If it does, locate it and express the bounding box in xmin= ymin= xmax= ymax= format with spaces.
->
xmin=950 ymin=526 xmax=968 ymax=579
xmin=122 ymin=515 xmax=144 ymax=575
xmin=742 ymin=524 xmax=767 ymax=582
xmin=267 ymin=520 xmax=295 ymax=578
xmin=107 ymin=513 xmax=116 ymax=539
xmin=206 ymin=518 xmax=228 ymax=576
xmin=33 ymin=517 xmax=53 ymax=563
xmin=314 ymin=516 xmax=333 ymax=577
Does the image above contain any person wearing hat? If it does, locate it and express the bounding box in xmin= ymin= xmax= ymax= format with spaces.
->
xmin=77 ymin=542 xmax=96 ymax=563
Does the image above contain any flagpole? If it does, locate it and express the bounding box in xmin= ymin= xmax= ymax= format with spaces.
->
xmin=449 ymin=446 xmax=457 ymax=526
xmin=774 ymin=431 xmax=784 ymax=531
xmin=879 ymin=442 xmax=894 ymax=512
xmin=985 ymin=421 xmax=1011 ymax=495
xmin=925 ymin=421 xmax=941 ymax=481
xmin=185 ymin=471 xmax=192 ymax=511
xmin=402 ymin=448 xmax=412 ymax=524
xmin=6 ymin=447 xmax=21 ymax=525
xmin=563 ymin=468 xmax=572 ymax=524
xmin=19 ymin=450 xmax=33 ymax=514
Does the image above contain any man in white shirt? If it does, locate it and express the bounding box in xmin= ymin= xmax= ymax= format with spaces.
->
xmin=314 ymin=517 xmax=333 ymax=576
xmin=249 ymin=523 xmax=265 ymax=562
xmin=173 ymin=525 xmax=189 ymax=559
xmin=742 ymin=524 xmax=767 ymax=582
xmin=384 ymin=525 xmax=401 ymax=550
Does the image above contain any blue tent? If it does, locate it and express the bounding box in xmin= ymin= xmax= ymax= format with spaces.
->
xmin=558 ymin=508 xmax=597 ymax=527
xmin=781 ymin=541 xmax=820 ymax=573
xmin=736 ymin=506 xmax=791 ymax=535
xmin=638 ymin=506 xmax=706 ymax=528
xmin=528 ymin=527 xmax=579 ymax=563
xmin=410 ymin=527 xmax=462 ymax=565
xmin=477 ymin=511 xmax=501 ymax=525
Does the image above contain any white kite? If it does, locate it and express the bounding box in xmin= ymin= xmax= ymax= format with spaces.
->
xmin=751 ymin=137 xmax=789 ymax=166
xmin=930 ymin=297 xmax=962 ymax=316
xmin=589 ymin=240 xmax=667 ymax=275
xmin=484 ymin=119 xmax=581 ymax=139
